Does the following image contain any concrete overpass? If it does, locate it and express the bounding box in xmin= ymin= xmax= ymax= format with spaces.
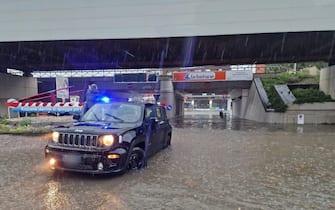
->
xmin=1 ymin=32 xmax=335 ymax=73
xmin=1 ymin=0 xmax=335 ymax=73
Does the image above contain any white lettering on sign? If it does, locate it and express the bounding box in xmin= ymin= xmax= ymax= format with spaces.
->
xmin=185 ymin=72 xmax=215 ymax=80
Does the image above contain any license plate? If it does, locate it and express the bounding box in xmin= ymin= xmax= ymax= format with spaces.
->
xmin=62 ymin=154 xmax=81 ymax=166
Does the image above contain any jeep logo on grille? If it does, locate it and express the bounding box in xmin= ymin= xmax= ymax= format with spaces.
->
xmin=74 ymin=129 xmax=83 ymax=133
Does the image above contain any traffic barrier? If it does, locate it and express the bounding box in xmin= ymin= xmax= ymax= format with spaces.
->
xmin=5 ymin=102 xmax=84 ymax=114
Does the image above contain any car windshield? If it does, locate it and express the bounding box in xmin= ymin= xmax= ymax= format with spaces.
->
xmin=81 ymin=102 xmax=142 ymax=123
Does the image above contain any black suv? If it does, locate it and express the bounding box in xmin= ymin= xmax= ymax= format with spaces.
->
xmin=45 ymin=101 xmax=172 ymax=174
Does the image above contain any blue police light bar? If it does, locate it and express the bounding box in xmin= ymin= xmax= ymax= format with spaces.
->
xmin=100 ymin=96 xmax=110 ymax=103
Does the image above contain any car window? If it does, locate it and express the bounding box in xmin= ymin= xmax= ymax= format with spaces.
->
xmin=156 ymin=107 xmax=164 ymax=121
xmin=144 ymin=106 xmax=154 ymax=120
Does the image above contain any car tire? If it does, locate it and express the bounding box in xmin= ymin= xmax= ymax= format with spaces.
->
xmin=163 ymin=134 xmax=171 ymax=149
xmin=127 ymin=147 xmax=145 ymax=170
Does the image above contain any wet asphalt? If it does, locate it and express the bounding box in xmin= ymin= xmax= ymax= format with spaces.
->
xmin=0 ymin=114 xmax=335 ymax=210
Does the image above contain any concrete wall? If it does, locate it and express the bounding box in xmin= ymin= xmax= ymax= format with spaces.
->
xmin=244 ymin=81 xmax=284 ymax=123
xmin=232 ymin=98 xmax=243 ymax=118
xmin=245 ymin=80 xmax=335 ymax=124
xmin=0 ymin=0 xmax=334 ymax=41
xmin=231 ymin=89 xmax=249 ymax=118
xmin=0 ymin=73 xmax=38 ymax=117
xmin=231 ymin=89 xmax=242 ymax=118
xmin=320 ymin=66 xmax=335 ymax=99
xmin=285 ymin=103 xmax=335 ymax=124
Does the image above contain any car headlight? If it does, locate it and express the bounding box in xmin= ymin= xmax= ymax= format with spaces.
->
xmin=101 ymin=135 xmax=114 ymax=146
xmin=52 ymin=131 xmax=59 ymax=143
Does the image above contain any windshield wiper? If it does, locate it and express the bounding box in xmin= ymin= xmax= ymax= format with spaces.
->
xmin=92 ymin=111 xmax=100 ymax=121
xmin=105 ymin=113 xmax=124 ymax=122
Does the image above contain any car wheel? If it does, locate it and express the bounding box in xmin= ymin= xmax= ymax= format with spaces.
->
xmin=127 ymin=147 xmax=145 ymax=170
xmin=163 ymin=134 xmax=171 ymax=149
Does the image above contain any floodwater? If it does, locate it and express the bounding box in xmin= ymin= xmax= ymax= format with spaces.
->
xmin=0 ymin=114 xmax=335 ymax=210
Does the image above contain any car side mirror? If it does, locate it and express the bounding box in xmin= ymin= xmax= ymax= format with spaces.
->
xmin=73 ymin=115 xmax=81 ymax=121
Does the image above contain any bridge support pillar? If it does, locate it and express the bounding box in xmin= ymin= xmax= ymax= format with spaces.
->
xmin=159 ymin=75 xmax=177 ymax=119
xmin=227 ymin=97 xmax=232 ymax=113
xmin=320 ymin=66 xmax=335 ymax=99
xmin=175 ymin=96 xmax=184 ymax=117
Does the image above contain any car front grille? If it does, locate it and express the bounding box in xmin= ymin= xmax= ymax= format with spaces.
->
xmin=58 ymin=133 xmax=101 ymax=148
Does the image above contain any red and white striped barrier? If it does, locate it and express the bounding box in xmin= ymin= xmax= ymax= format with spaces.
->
xmin=5 ymin=101 xmax=84 ymax=114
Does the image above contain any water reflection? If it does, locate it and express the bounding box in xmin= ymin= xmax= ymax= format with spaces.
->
xmin=1 ymin=114 xmax=334 ymax=209
xmin=97 ymin=193 xmax=127 ymax=210
xmin=45 ymin=180 xmax=70 ymax=210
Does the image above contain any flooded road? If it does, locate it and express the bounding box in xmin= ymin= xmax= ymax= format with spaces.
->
xmin=1 ymin=115 xmax=335 ymax=209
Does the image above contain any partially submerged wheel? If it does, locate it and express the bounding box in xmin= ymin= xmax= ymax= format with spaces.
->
xmin=163 ymin=134 xmax=171 ymax=149
xmin=167 ymin=134 xmax=171 ymax=146
xmin=127 ymin=147 xmax=145 ymax=170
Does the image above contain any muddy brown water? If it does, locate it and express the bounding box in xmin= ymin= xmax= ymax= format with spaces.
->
xmin=0 ymin=115 xmax=334 ymax=209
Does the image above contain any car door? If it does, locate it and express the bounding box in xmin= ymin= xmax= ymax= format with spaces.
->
xmin=143 ymin=105 xmax=160 ymax=156
xmin=154 ymin=106 xmax=169 ymax=150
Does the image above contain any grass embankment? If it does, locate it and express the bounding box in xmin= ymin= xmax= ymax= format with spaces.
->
xmin=0 ymin=118 xmax=51 ymax=135
xmin=261 ymin=72 xmax=333 ymax=112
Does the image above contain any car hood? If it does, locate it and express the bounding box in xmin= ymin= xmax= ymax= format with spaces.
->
xmin=53 ymin=121 xmax=138 ymax=136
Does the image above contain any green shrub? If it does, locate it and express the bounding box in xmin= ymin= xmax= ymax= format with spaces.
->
xmin=267 ymin=86 xmax=288 ymax=112
xmin=0 ymin=124 xmax=10 ymax=132
xmin=296 ymin=72 xmax=312 ymax=80
xmin=19 ymin=119 xmax=32 ymax=127
xmin=287 ymin=77 xmax=300 ymax=83
xmin=292 ymin=88 xmax=334 ymax=104
xmin=0 ymin=117 xmax=9 ymax=125
xmin=261 ymin=75 xmax=290 ymax=112
xmin=0 ymin=124 xmax=51 ymax=135
xmin=261 ymin=72 xmax=321 ymax=112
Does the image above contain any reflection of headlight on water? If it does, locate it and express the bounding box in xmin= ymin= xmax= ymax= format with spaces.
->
xmin=48 ymin=158 xmax=57 ymax=170
xmin=34 ymin=160 xmax=54 ymax=174
xmin=48 ymin=181 xmax=59 ymax=196
xmin=99 ymin=193 xmax=127 ymax=209
xmin=45 ymin=180 xmax=72 ymax=209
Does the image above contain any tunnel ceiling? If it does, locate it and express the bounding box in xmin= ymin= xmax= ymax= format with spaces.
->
xmin=0 ymin=31 xmax=335 ymax=74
